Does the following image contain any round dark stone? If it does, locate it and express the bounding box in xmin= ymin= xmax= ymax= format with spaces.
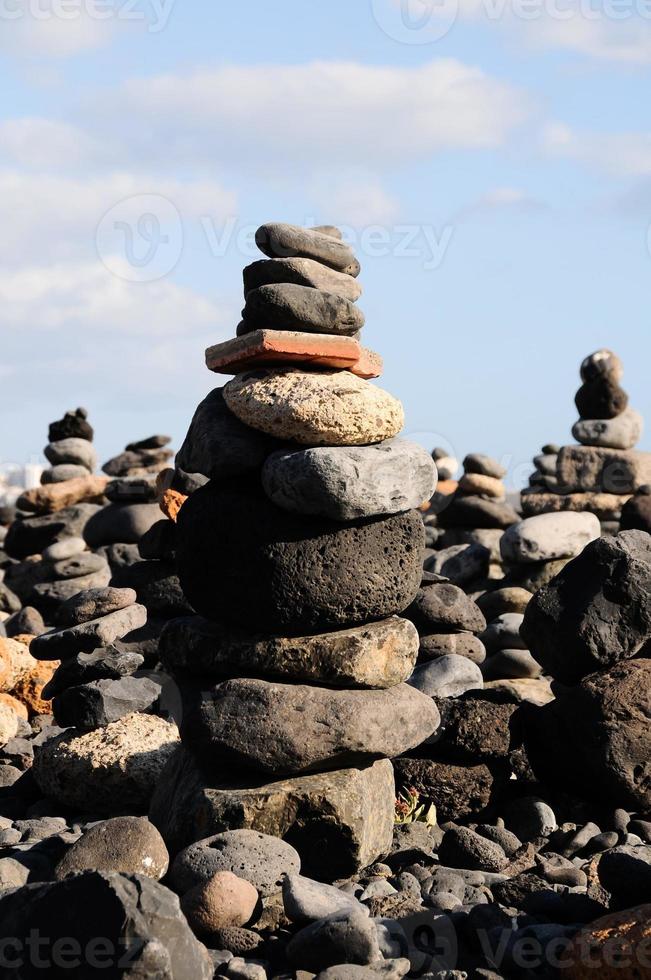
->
xmin=176 ymin=479 xmax=424 ymax=633
xmin=574 ymin=378 xmax=628 ymax=420
xmin=48 ymin=408 xmax=94 ymax=443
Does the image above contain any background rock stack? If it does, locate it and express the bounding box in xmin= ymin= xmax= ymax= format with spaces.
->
xmin=150 ymin=222 xmax=441 ymax=877
xmin=522 ymin=349 xmax=648 ymax=533
xmin=425 ymin=452 xmax=519 ymax=587
xmin=42 ymin=407 xmax=97 ymax=485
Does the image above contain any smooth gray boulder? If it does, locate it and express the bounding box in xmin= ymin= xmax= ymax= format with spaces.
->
xmin=243 ymin=257 xmax=362 ymax=302
xmin=255 ymin=222 xmax=360 ymax=275
xmin=408 ymin=655 xmax=484 ymax=699
xmin=500 ymin=512 xmax=600 ymax=564
xmin=181 ymin=678 xmax=440 ymax=776
xmin=44 ymin=437 xmax=97 ymax=471
xmin=83 ymin=502 xmax=162 ymax=547
xmin=283 ymin=874 xmax=366 ymax=923
xmin=572 ymin=408 xmax=643 ymax=450
xmin=262 ymin=440 xmax=436 ymax=521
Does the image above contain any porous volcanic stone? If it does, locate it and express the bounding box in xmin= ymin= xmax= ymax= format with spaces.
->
xmin=524 ymin=659 xmax=651 ymax=810
xmin=580 ymin=348 xmax=624 ymax=383
xmin=394 ymin=757 xmax=504 ymax=823
xmin=406 ymin=583 xmax=486 ymax=633
xmin=150 ymin=746 xmax=395 ymax=877
xmin=436 ymin=690 xmax=521 ymax=762
xmin=223 ymin=368 xmax=403 ymax=446
xmin=520 ymin=530 xmax=651 ymax=683
xmin=49 ymin=408 xmax=94 ymax=443
xmin=177 ymin=479 xmax=424 ymax=633
xmin=159 ymin=615 xmax=419 ymax=688
xmin=181 ymin=678 xmax=440 ymax=776
xmin=169 ymin=830 xmax=299 ymax=897
xmin=575 ymin=377 xmax=628 ymax=419
xmin=262 ymin=440 xmax=435 ymax=521
xmin=243 ymin=257 xmax=362 ymax=302
xmin=557 ymin=445 xmax=651 ymax=494
xmin=561 ymin=904 xmax=651 ymax=979
xmin=175 ymin=387 xmax=280 ymax=482
xmin=0 ymin=871 xmax=213 ymax=979
xmin=32 ymin=713 xmax=180 ymax=813
xmin=242 ymin=283 xmax=364 ymax=336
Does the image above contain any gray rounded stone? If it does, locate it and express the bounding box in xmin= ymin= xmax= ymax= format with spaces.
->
xmin=42 ymin=464 xmax=91 ymax=483
xmin=243 ymin=257 xmax=362 ymax=302
xmin=30 ymin=603 xmax=148 ymax=660
xmin=44 ymin=438 xmax=97 ymax=471
xmin=481 ymin=649 xmax=542 ymax=681
xmin=169 ymin=829 xmax=300 ymax=897
xmin=407 ymin=655 xmax=484 ymax=699
xmin=282 ymin=874 xmax=365 ymax=923
xmin=500 ymin=512 xmax=600 ymax=564
xmin=572 ymin=408 xmax=643 ymax=451
xmin=406 ymin=583 xmax=486 ymax=633
xmin=241 ymin=283 xmax=364 ymax=336
xmin=56 ymin=586 xmax=137 ymax=627
xmin=480 ymin=613 xmax=527 ymax=653
xmin=55 ymin=816 xmax=169 ymax=880
xmin=42 ymin=536 xmax=87 ymax=560
xmin=83 ymin=502 xmax=162 ymax=547
xmin=182 ymin=678 xmax=440 ymax=776
xmin=255 ymin=222 xmax=360 ymax=275
xmin=261 ymin=440 xmax=436 ymax=521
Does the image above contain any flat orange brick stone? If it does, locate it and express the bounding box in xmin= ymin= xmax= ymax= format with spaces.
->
xmin=205 ymin=330 xmax=381 ymax=378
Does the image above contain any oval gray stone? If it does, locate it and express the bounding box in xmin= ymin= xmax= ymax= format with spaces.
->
xmin=44 ymin=438 xmax=97 ymax=471
xmin=408 ymin=655 xmax=484 ymax=699
xmin=262 ymin=440 xmax=436 ymax=521
xmin=241 ymin=283 xmax=364 ymax=336
xmin=255 ymin=223 xmax=360 ymax=276
xmin=243 ymin=257 xmax=362 ymax=302
xmin=182 ymin=678 xmax=440 ymax=776
xmin=500 ymin=512 xmax=600 ymax=564
xmin=572 ymin=408 xmax=643 ymax=451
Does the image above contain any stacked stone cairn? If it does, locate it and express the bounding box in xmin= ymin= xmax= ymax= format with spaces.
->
xmin=150 ymin=222 xmax=441 ymax=881
xmin=522 ymin=348 xmax=648 ymax=533
xmin=426 ymin=452 xmax=519 ymax=586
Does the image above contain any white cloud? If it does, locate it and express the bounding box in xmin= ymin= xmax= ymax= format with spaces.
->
xmin=97 ymin=59 xmax=529 ymax=171
xmin=0 ymin=170 xmax=236 ymax=265
xmin=542 ymin=122 xmax=651 ymax=177
xmin=0 ymin=118 xmax=104 ymax=169
xmin=308 ymin=172 xmax=401 ymax=226
xmin=521 ymin=17 xmax=651 ymax=64
xmin=0 ymin=259 xmax=219 ymax=335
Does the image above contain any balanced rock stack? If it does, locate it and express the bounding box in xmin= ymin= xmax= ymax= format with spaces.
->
xmin=522 ymin=349 xmax=648 ymax=532
xmin=151 ymin=222 xmax=441 ymax=876
xmin=426 ymin=453 xmax=519 ymax=586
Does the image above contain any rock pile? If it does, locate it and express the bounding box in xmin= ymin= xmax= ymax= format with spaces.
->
xmin=425 ymin=452 xmax=519 ymax=586
xmin=523 ymin=349 xmax=648 ymax=532
xmin=152 ymin=222 xmax=440 ymax=877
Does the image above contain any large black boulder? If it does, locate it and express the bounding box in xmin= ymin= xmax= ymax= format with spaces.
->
xmin=520 ymin=530 xmax=651 ymax=684
xmin=176 ymin=478 xmax=424 ymax=633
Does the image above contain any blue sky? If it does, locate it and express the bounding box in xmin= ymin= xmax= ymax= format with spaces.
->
xmin=1 ymin=0 xmax=650 ymax=485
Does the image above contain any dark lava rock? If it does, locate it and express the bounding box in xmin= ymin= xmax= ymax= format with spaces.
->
xmin=48 ymin=407 xmax=93 ymax=443
xmin=177 ymin=479 xmax=424 ymax=633
xmin=53 ymin=675 xmax=162 ymax=730
xmin=438 ymin=827 xmax=508 ymax=872
xmin=84 ymin=503 xmax=161 ymax=547
xmin=492 ymin=873 xmax=550 ymax=909
xmin=597 ymin=845 xmax=651 ymax=910
xmin=620 ymin=487 xmax=651 ymax=534
xmin=175 ymin=387 xmax=280 ymax=482
xmin=523 ymin=659 xmax=651 ymax=810
xmin=126 ymin=435 xmax=170 ymax=452
xmin=406 ymin=583 xmax=486 ymax=634
xmin=138 ymin=519 xmax=176 ymax=561
xmin=242 ymin=282 xmax=364 ymax=336
xmin=435 ymin=690 xmax=522 ymax=763
xmin=0 ymin=870 xmax=213 ymax=978
xmin=4 ymin=504 xmax=101 ymax=560
xmin=394 ymin=757 xmax=505 ymax=823
xmin=42 ymin=647 xmax=145 ymax=700
xmin=111 ymin=560 xmax=193 ymax=617
xmin=436 ymin=496 xmax=519 ymax=530
xmin=521 ymin=530 xmax=651 ymax=683
xmin=575 ymin=377 xmax=629 ymax=420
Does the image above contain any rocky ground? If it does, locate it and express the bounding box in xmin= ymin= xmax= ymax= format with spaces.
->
xmin=0 ymin=225 xmax=649 ymax=979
